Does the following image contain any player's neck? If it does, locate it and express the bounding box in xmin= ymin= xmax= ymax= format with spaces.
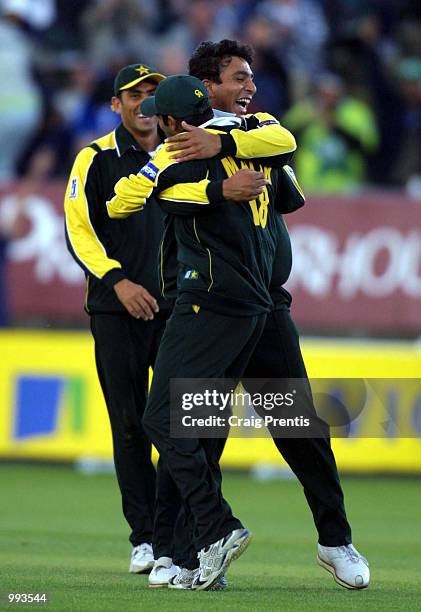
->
xmin=126 ymin=126 xmax=162 ymax=153
xmin=136 ymin=131 xmax=162 ymax=153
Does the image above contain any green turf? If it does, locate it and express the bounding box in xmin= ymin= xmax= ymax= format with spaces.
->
xmin=0 ymin=465 xmax=420 ymax=611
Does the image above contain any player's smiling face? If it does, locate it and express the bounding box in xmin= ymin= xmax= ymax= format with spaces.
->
xmin=112 ymin=80 xmax=159 ymax=134
xmin=206 ymin=56 xmax=256 ymax=116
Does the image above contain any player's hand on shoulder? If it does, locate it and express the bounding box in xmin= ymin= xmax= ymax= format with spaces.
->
xmin=113 ymin=279 xmax=159 ymax=320
xmin=223 ymin=169 xmax=268 ymax=201
xmin=165 ymin=122 xmax=221 ymax=161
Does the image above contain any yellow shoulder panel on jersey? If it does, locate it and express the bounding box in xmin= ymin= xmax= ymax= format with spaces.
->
xmin=92 ymin=131 xmax=116 ymax=151
xmin=152 ymin=144 xmax=178 ymax=171
xmin=64 ymin=146 xmax=122 ymax=279
xmin=250 ymin=112 xmax=279 ymax=123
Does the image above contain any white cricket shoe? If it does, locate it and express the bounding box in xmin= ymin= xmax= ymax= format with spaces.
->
xmin=148 ymin=557 xmax=180 ymax=588
xmin=169 ymin=568 xmax=228 ymax=591
xmin=317 ymin=543 xmax=370 ymax=589
xmin=168 ymin=567 xmax=196 ymax=590
xmin=129 ymin=543 xmax=154 ymax=574
xmin=192 ymin=528 xmax=252 ymax=591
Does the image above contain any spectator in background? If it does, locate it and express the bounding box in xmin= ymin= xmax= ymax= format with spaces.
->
xmin=392 ymin=58 xmax=421 ymax=199
xmin=212 ymin=0 xmax=257 ymax=36
xmin=284 ymin=73 xmax=378 ymax=194
xmin=395 ymin=1 xmax=421 ymax=60
xmin=68 ymin=65 xmax=121 ymax=152
xmin=158 ymin=45 xmax=188 ymax=76
xmin=49 ymin=60 xmax=97 ymax=159
xmin=81 ymin=0 xmax=161 ymax=69
xmin=0 ymin=0 xmax=416 ymax=193
xmin=161 ymin=0 xmax=234 ymax=61
xmin=324 ymin=8 xmax=401 ymax=185
xmin=244 ymin=15 xmax=291 ymax=116
xmin=42 ymin=0 xmax=88 ymax=52
xmin=153 ymin=0 xmax=190 ymax=34
xmin=0 ymin=195 xmax=26 ymax=325
xmin=255 ymin=0 xmax=329 ymax=98
xmin=0 ymin=0 xmax=44 ymax=180
xmin=16 ymin=107 xmax=72 ymax=180
xmin=322 ymin=0 xmax=399 ymax=43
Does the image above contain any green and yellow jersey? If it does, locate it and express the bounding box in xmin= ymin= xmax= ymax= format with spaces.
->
xmin=107 ymin=114 xmax=298 ymax=316
xmin=64 ymin=124 xmax=170 ymax=314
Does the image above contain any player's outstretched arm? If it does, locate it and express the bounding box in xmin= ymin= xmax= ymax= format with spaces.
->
xmin=165 ymin=114 xmax=296 ymax=164
xmin=165 ymin=122 xmax=222 ymax=161
xmin=107 ymin=141 xmax=268 ymax=220
xmin=106 ymin=173 xmax=151 ymax=218
xmin=225 ymin=113 xmax=296 ymax=161
xmin=106 ymin=146 xmax=179 ymax=218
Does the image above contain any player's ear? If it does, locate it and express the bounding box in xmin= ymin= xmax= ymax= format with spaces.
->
xmin=168 ymin=116 xmax=180 ymax=132
xmin=202 ymin=79 xmax=214 ymax=95
xmin=111 ymin=96 xmax=121 ymax=115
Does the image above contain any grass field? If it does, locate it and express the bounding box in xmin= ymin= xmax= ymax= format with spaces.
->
xmin=0 ymin=465 xmax=420 ymax=611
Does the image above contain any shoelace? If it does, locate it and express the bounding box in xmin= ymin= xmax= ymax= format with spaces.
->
xmin=175 ymin=568 xmax=195 ymax=584
xmin=339 ymin=545 xmax=361 ymax=564
xmin=197 ymin=549 xmax=218 ymax=575
xmin=198 ymin=549 xmax=210 ymax=564
xmin=191 ymin=568 xmax=201 ymax=586
xmin=198 ymin=550 xmax=208 ymax=570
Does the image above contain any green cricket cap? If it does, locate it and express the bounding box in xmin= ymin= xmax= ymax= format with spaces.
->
xmin=114 ymin=63 xmax=165 ymax=95
xmin=141 ymin=74 xmax=211 ymax=119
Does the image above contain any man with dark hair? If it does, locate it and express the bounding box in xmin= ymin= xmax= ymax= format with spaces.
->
xmin=163 ymin=40 xmax=370 ymax=591
xmin=107 ymin=74 xmax=297 ymax=590
xmin=64 ymin=63 xmax=169 ymax=577
xmin=189 ymin=39 xmax=254 ymax=92
xmin=65 ymin=61 xmax=271 ymax=586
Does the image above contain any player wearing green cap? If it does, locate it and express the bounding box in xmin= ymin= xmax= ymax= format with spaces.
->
xmin=64 ymin=63 xmax=173 ymax=577
xmin=107 ymin=74 xmax=299 ymax=590
xmin=64 ymin=62 xmax=278 ymax=581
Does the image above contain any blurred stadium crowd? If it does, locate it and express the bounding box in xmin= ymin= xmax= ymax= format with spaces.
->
xmin=0 ymin=0 xmax=420 ymax=197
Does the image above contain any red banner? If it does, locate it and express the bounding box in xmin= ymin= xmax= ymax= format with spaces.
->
xmin=285 ymin=194 xmax=421 ymax=332
xmin=1 ymin=183 xmax=86 ymax=323
xmin=1 ymin=184 xmax=420 ymax=332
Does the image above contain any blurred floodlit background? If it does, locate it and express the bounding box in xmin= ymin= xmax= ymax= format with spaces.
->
xmin=0 ymin=0 xmax=420 ymax=473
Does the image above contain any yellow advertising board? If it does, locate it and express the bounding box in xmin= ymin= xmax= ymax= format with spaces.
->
xmin=1 ymin=330 xmax=421 ymax=472
xmin=0 ymin=330 xmax=111 ymax=460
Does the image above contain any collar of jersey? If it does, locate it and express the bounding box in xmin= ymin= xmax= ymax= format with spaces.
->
xmin=200 ymin=112 xmax=243 ymax=129
xmin=115 ymin=123 xmax=165 ymax=157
